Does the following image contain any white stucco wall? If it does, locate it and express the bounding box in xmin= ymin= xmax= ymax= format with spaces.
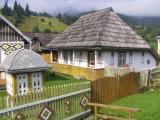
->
xmin=100 ymin=51 xmax=156 ymax=71
xmin=58 ymin=50 xmax=156 ymax=71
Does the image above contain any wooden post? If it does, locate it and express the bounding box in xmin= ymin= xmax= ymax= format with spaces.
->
xmin=94 ymin=106 xmax=97 ymax=120
xmin=128 ymin=111 xmax=133 ymax=119
xmin=153 ymin=79 xmax=156 ymax=90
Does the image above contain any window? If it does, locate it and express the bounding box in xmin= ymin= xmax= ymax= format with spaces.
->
xmin=62 ymin=50 xmax=68 ymax=63
xmin=141 ymin=52 xmax=145 ymax=64
xmin=129 ymin=52 xmax=132 ymax=65
xmin=110 ymin=52 xmax=114 ymax=65
xmin=118 ymin=52 xmax=126 ymax=67
xmin=32 ymin=72 xmax=42 ymax=92
xmin=88 ymin=51 xmax=95 ymax=67
xmin=79 ymin=51 xmax=82 ymax=63
xmin=69 ymin=51 xmax=73 ymax=64
xmin=147 ymin=59 xmax=150 ymax=64
xmin=98 ymin=52 xmax=102 ymax=64
xmin=52 ymin=51 xmax=58 ymax=62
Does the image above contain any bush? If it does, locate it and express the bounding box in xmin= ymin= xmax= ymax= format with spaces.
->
xmin=48 ymin=21 xmax=52 ymax=26
xmin=43 ymin=28 xmax=51 ymax=33
xmin=40 ymin=18 xmax=45 ymax=22
xmin=32 ymin=25 xmax=40 ymax=33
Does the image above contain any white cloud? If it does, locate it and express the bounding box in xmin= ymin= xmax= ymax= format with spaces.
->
xmin=4 ymin=0 xmax=160 ymax=16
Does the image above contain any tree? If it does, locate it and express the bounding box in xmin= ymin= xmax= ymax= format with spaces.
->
xmin=43 ymin=28 xmax=51 ymax=33
xmin=32 ymin=25 xmax=40 ymax=33
xmin=13 ymin=0 xmax=20 ymax=24
xmin=25 ymin=4 xmax=30 ymax=16
xmin=56 ymin=13 xmax=62 ymax=21
xmin=48 ymin=21 xmax=52 ymax=26
xmin=1 ymin=0 xmax=13 ymax=16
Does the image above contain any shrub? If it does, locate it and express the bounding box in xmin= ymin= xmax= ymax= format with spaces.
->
xmin=40 ymin=18 xmax=45 ymax=22
xmin=32 ymin=25 xmax=40 ymax=33
xmin=43 ymin=28 xmax=51 ymax=33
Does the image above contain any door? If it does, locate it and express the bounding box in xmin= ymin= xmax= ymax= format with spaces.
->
xmin=17 ymin=74 xmax=28 ymax=96
xmin=88 ymin=51 xmax=95 ymax=67
xmin=32 ymin=72 xmax=42 ymax=92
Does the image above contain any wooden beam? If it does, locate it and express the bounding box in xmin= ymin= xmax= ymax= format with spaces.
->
xmin=96 ymin=114 xmax=135 ymax=120
xmin=87 ymin=102 xmax=140 ymax=113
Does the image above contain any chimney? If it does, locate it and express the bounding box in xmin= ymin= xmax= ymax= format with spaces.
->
xmin=155 ymin=36 xmax=160 ymax=55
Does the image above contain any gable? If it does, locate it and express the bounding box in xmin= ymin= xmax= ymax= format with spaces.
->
xmin=0 ymin=14 xmax=31 ymax=43
xmin=0 ymin=20 xmax=24 ymax=42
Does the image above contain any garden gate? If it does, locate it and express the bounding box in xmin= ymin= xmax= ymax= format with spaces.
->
xmin=0 ymin=82 xmax=91 ymax=120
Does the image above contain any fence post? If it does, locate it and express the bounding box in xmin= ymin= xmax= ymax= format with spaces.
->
xmin=94 ymin=106 xmax=97 ymax=120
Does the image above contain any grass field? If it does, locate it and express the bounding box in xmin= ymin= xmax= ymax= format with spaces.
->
xmin=44 ymin=71 xmax=88 ymax=86
xmin=99 ymin=88 xmax=160 ymax=120
xmin=7 ymin=16 xmax=68 ymax=33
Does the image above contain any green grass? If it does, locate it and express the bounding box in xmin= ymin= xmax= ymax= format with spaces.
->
xmin=44 ymin=71 xmax=88 ymax=86
xmin=99 ymin=89 xmax=160 ymax=120
xmin=7 ymin=16 xmax=68 ymax=33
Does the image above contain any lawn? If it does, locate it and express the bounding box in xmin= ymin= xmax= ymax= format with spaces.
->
xmin=44 ymin=71 xmax=88 ymax=86
xmin=99 ymin=89 xmax=160 ymax=120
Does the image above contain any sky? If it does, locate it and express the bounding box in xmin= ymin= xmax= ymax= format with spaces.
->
xmin=1 ymin=0 xmax=160 ymax=16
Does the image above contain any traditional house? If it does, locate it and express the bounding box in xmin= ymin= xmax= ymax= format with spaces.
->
xmin=0 ymin=49 xmax=50 ymax=96
xmin=48 ymin=7 xmax=159 ymax=80
xmin=24 ymin=33 xmax=58 ymax=64
xmin=0 ymin=14 xmax=32 ymax=80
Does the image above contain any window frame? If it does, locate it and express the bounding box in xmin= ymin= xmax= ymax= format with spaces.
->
xmin=118 ymin=52 xmax=127 ymax=67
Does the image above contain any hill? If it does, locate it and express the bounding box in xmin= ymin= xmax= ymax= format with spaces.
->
xmin=7 ymin=16 xmax=69 ymax=33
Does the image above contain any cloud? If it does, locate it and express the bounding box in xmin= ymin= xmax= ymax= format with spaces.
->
xmin=3 ymin=0 xmax=160 ymax=16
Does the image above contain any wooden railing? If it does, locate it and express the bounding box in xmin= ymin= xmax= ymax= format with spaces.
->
xmin=87 ymin=102 xmax=140 ymax=120
xmin=52 ymin=63 xmax=104 ymax=80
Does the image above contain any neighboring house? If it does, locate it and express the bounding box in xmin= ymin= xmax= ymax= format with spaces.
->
xmin=47 ymin=7 xmax=159 ymax=80
xmin=0 ymin=14 xmax=31 ymax=64
xmin=24 ymin=32 xmax=58 ymax=63
xmin=0 ymin=14 xmax=32 ymax=80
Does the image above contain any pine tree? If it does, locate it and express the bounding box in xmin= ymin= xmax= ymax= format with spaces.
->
xmin=1 ymin=0 xmax=12 ymax=16
xmin=25 ymin=4 xmax=30 ymax=16
xmin=13 ymin=0 xmax=20 ymax=25
xmin=56 ymin=13 xmax=62 ymax=21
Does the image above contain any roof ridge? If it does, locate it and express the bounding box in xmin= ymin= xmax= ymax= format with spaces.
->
xmin=9 ymin=49 xmax=25 ymax=70
xmin=80 ymin=7 xmax=113 ymax=18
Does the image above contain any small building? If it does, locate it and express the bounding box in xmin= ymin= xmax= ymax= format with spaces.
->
xmin=24 ymin=32 xmax=58 ymax=64
xmin=47 ymin=7 xmax=159 ymax=80
xmin=0 ymin=14 xmax=32 ymax=80
xmin=0 ymin=49 xmax=50 ymax=96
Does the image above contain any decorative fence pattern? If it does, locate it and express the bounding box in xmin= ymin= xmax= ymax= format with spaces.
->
xmin=0 ymin=82 xmax=91 ymax=120
xmin=91 ymin=72 xmax=140 ymax=104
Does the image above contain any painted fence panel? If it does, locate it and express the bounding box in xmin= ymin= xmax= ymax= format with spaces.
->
xmin=0 ymin=82 xmax=91 ymax=120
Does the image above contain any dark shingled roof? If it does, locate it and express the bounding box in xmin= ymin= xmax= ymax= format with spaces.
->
xmin=24 ymin=33 xmax=58 ymax=49
xmin=0 ymin=49 xmax=50 ymax=73
xmin=48 ymin=7 xmax=150 ymax=50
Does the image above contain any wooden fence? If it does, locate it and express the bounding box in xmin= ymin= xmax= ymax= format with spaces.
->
xmin=0 ymin=82 xmax=91 ymax=120
xmin=91 ymin=72 xmax=140 ymax=104
xmin=52 ymin=63 xmax=104 ymax=81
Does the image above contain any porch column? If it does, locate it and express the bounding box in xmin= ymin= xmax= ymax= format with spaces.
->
xmin=60 ymin=50 xmax=63 ymax=63
xmin=95 ymin=50 xmax=98 ymax=68
xmin=73 ymin=50 xmax=75 ymax=65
